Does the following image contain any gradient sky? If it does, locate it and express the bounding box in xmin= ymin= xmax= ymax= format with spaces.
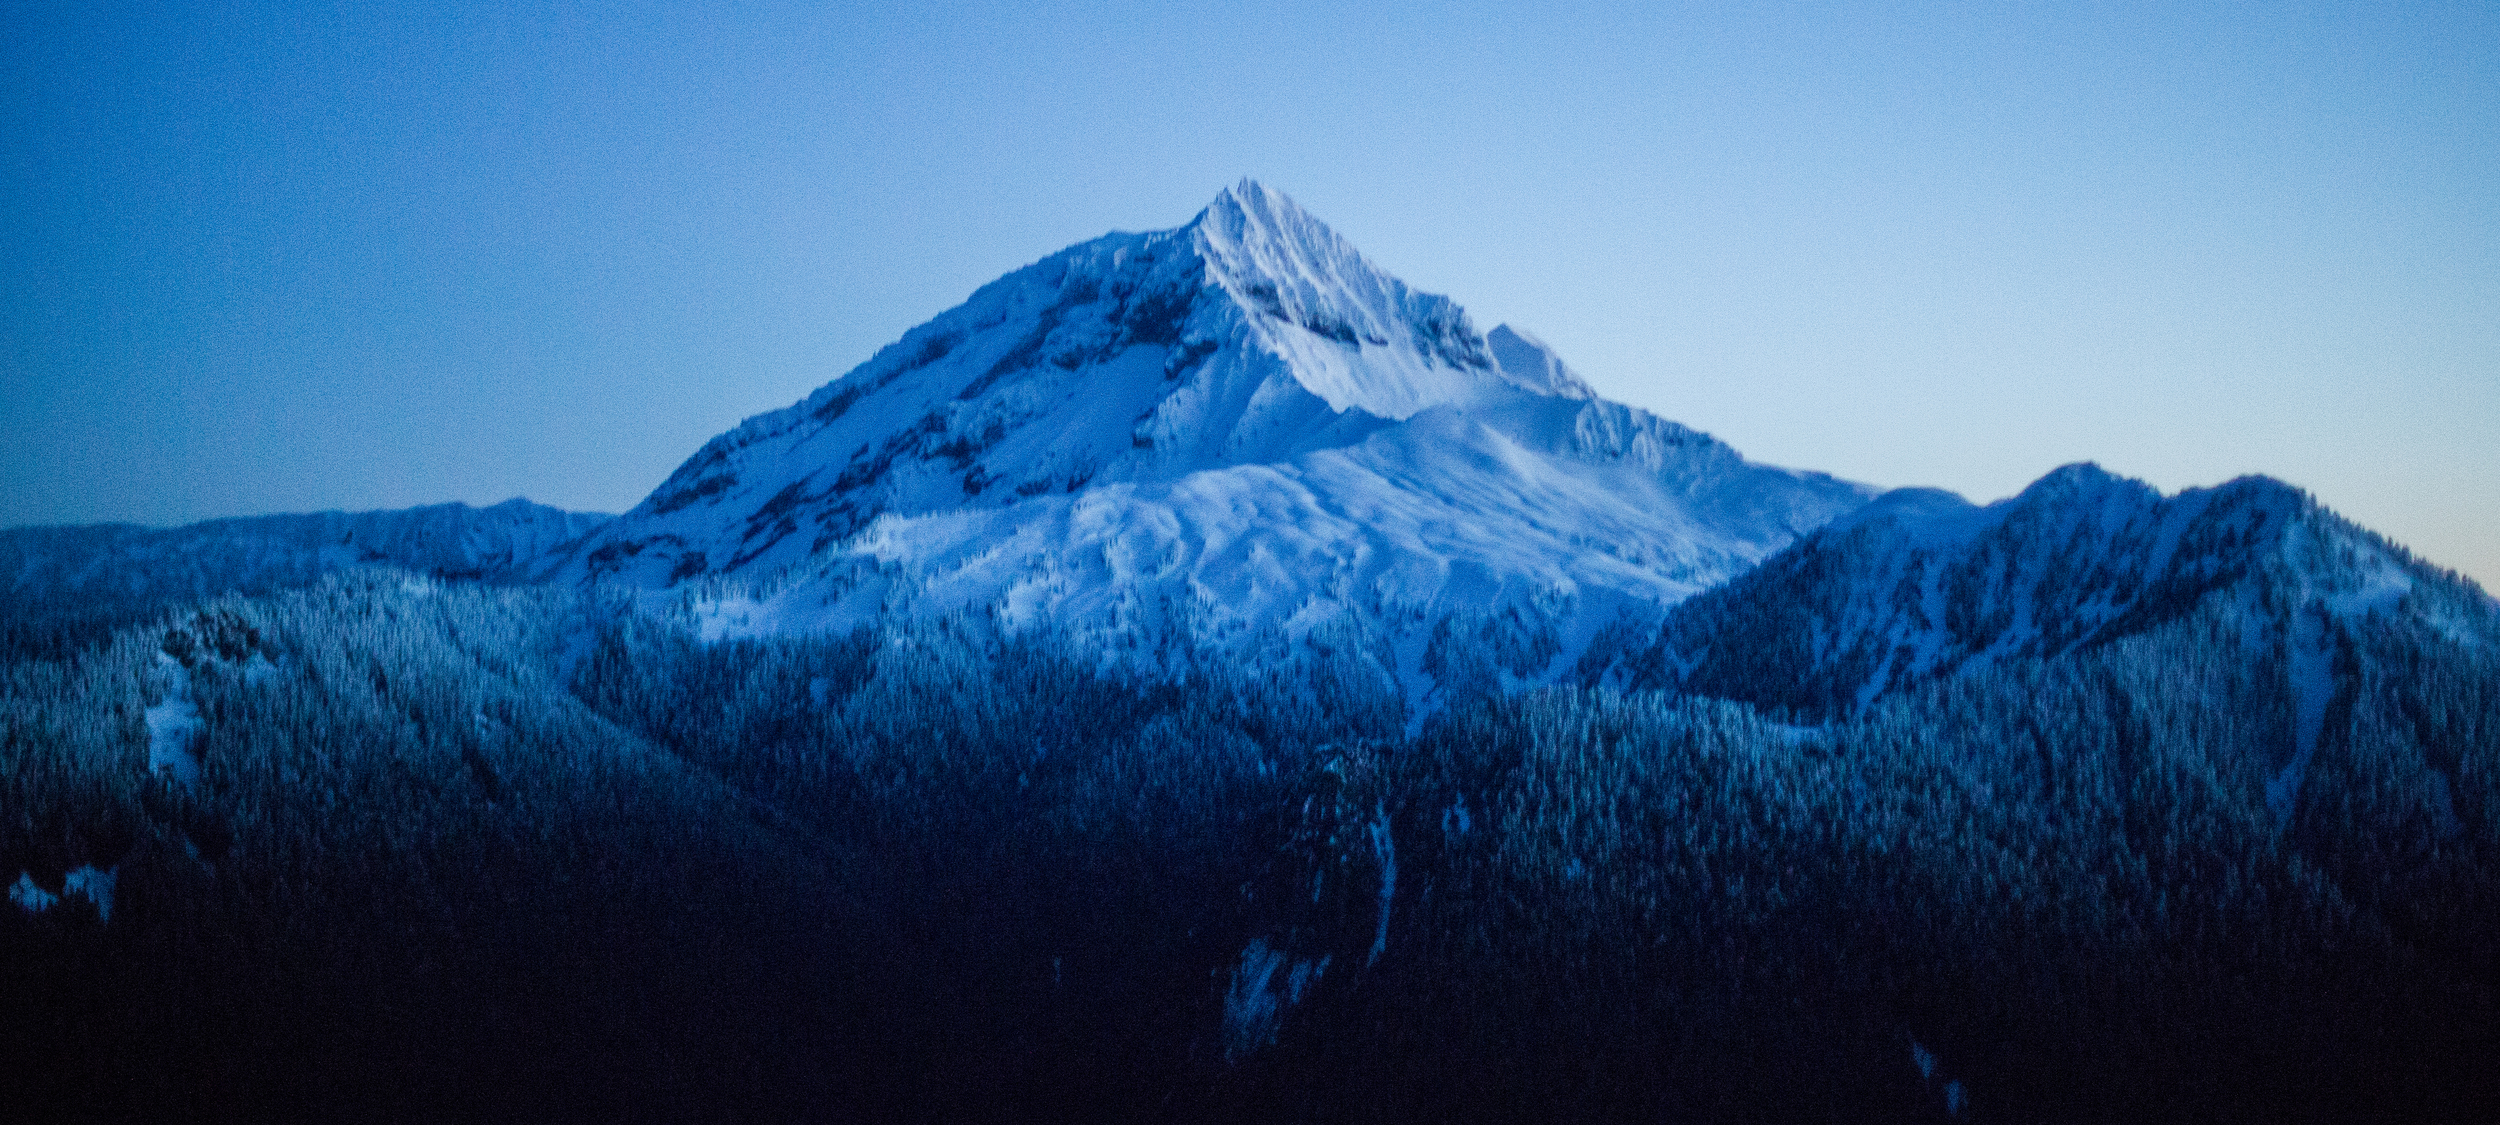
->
xmin=5 ymin=1 xmax=2495 ymax=588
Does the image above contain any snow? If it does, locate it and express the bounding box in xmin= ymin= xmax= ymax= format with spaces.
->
xmin=1744 ymin=467 xmax=2397 ymax=717
xmin=1392 ymin=609 xmax=1442 ymax=734
xmin=693 ymin=594 xmax=770 ymax=643
xmin=669 ymin=393 xmax=1853 ymax=695
xmin=0 ymin=498 xmax=609 ymax=610
xmin=1827 ymin=487 xmax=1989 ymax=546
xmin=64 ymin=865 xmax=114 ymax=923
xmin=9 ymin=865 xmax=113 ymax=922
xmin=9 ymin=872 xmax=57 ymax=913
xmin=1222 ymin=936 xmax=1330 ymax=1062
xmin=146 ymin=652 xmax=202 ymax=787
xmin=549 ymin=182 xmax=1875 ymax=698
xmin=1484 ymin=325 xmax=1596 ymax=401
xmin=2268 ymin=605 xmax=2334 ymax=827
xmin=2328 ymin=572 xmax=2410 ymax=618
xmin=2256 ymin=515 xmax=2475 ymax=828
xmin=1684 ymin=461 xmax=2498 ymax=841
xmin=1910 ymin=1038 xmax=1969 ymax=1117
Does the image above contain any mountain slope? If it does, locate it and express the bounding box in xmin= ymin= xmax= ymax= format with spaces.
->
xmin=0 ymin=499 xmax=608 ymax=657
xmin=548 ymin=182 xmax=1874 ymax=681
xmin=1598 ymin=464 xmax=2499 ymax=828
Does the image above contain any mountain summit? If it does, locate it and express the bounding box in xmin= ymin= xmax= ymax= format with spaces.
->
xmin=1183 ymin=179 xmax=1597 ymax=416
xmin=549 ymin=183 xmax=1873 ymax=691
xmin=599 ymin=178 xmax=1606 ymax=557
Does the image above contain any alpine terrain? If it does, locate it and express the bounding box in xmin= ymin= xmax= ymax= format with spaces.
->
xmin=547 ymin=181 xmax=1873 ymax=701
xmin=5 ymin=183 xmax=2496 ymax=1125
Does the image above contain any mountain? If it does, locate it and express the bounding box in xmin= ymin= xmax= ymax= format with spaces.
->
xmin=1605 ymin=464 xmax=2497 ymax=709
xmin=0 ymin=499 xmax=608 ymax=655
xmin=546 ymin=181 xmax=1875 ymax=689
xmin=1597 ymin=461 xmax=2499 ymax=815
xmin=10 ymin=186 xmax=2500 ymax=1124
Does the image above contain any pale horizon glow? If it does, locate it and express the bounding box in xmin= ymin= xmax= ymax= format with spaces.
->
xmin=4 ymin=2 xmax=2493 ymax=590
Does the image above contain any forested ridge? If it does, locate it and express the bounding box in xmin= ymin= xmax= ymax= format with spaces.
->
xmin=3 ymin=546 xmax=2496 ymax=1121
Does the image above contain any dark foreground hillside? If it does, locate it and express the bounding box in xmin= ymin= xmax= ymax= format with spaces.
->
xmin=4 ymin=573 xmax=2497 ymax=1122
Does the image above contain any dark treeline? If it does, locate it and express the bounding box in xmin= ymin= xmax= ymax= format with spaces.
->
xmin=1323 ymin=605 xmax=2500 ymax=1123
xmin=3 ymin=571 xmax=2497 ymax=1122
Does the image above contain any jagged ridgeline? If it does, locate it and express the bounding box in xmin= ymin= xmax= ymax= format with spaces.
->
xmin=5 ymin=183 xmax=2498 ymax=1121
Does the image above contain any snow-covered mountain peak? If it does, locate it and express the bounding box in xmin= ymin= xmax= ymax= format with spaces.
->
xmin=561 ymin=184 xmax=1706 ymax=582
xmin=1188 ymin=179 xmax=1387 ymax=309
xmin=1192 ymin=178 xmax=1336 ymax=271
xmin=548 ymin=184 xmax=1880 ymax=700
xmin=1170 ymin=180 xmax=1531 ymax=422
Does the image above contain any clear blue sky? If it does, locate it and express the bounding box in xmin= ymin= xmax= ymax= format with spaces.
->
xmin=5 ymin=1 xmax=2495 ymax=588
